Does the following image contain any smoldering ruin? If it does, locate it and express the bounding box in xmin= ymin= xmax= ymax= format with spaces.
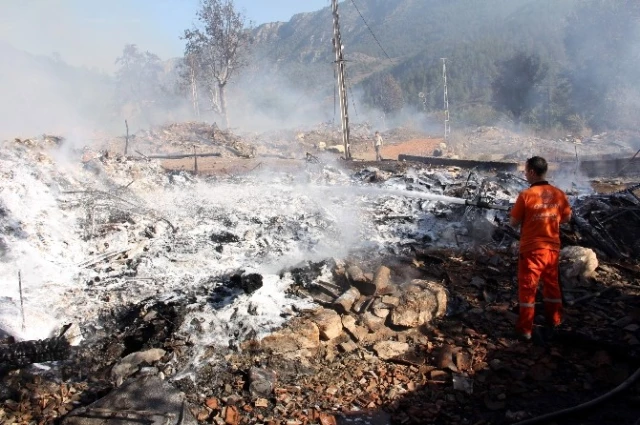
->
xmin=0 ymin=122 xmax=639 ymax=425
xmin=2 ymin=0 xmax=640 ymax=424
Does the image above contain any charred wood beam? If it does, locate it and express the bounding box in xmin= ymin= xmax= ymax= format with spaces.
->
xmin=397 ymin=155 xmax=518 ymax=171
xmin=576 ymin=157 xmax=640 ymax=177
xmin=573 ymin=215 xmax=623 ymax=259
xmin=142 ymin=152 xmax=222 ymax=160
xmin=565 ymin=286 xmax=616 ymax=306
xmin=0 ymin=337 xmax=71 ymax=372
xmin=595 ymin=207 xmax=640 ymax=225
xmin=591 ymin=215 xmax=626 ymax=256
xmin=616 ymin=147 xmax=640 ymax=176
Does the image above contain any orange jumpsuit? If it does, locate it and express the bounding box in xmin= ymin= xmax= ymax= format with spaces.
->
xmin=510 ymin=181 xmax=572 ymax=336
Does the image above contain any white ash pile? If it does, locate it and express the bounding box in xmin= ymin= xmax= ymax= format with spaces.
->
xmin=5 ymin=130 xmax=638 ymax=425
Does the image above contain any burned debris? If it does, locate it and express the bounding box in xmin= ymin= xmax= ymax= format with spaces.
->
xmin=0 ymin=126 xmax=639 ymax=425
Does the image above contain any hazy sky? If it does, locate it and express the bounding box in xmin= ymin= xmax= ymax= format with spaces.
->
xmin=0 ymin=0 xmax=330 ymax=72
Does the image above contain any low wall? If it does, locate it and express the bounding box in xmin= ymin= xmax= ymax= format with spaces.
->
xmin=398 ymin=154 xmax=518 ymax=172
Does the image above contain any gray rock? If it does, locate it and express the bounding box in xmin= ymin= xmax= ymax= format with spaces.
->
xmin=260 ymin=319 xmax=320 ymax=359
xmin=62 ymin=375 xmax=196 ymax=425
xmin=309 ymin=308 xmax=343 ymax=340
xmin=110 ymin=348 xmax=166 ymax=385
xmin=346 ymin=265 xmax=376 ymax=295
xmin=334 ymin=287 xmax=361 ymax=314
xmin=373 ymin=341 xmax=410 ymax=360
xmin=249 ymin=367 xmax=277 ymax=398
xmin=390 ymin=279 xmax=448 ymax=328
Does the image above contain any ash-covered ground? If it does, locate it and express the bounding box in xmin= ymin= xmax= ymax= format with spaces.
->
xmin=1 ymin=124 xmax=640 ymax=425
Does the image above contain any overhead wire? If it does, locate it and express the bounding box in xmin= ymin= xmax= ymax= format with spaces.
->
xmin=344 ymin=66 xmax=359 ymax=119
xmin=348 ymin=0 xmax=392 ymax=60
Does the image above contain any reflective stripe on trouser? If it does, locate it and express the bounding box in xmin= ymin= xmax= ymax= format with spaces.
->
xmin=516 ymin=248 xmax=563 ymax=335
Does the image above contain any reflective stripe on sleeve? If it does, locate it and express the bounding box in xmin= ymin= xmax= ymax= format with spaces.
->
xmin=543 ymin=298 xmax=562 ymax=304
xmin=519 ymin=303 xmax=535 ymax=308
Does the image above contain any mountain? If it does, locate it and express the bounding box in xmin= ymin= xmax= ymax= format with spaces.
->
xmin=249 ymin=0 xmax=577 ymax=88
xmin=242 ymin=0 xmax=640 ymax=131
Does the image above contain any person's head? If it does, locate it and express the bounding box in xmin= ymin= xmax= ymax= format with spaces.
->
xmin=525 ymin=156 xmax=548 ymax=183
xmin=375 ymin=131 xmax=379 ymax=135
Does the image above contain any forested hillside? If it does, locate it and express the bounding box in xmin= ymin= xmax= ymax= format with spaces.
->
xmin=247 ymin=0 xmax=640 ymax=132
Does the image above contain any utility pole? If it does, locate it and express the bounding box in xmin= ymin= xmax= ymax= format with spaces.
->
xmin=442 ymin=58 xmax=451 ymax=141
xmin=332 ymin=0 xmax=351 ymax=159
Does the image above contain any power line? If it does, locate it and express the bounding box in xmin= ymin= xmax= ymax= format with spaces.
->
xmin=349 ymin=0 xmax=391 ymax=60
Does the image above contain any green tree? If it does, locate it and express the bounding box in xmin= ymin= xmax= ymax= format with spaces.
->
xmin=492 ymin=52 xmax=548 ymax=123
xmin=364 ymin=73 xmax=405 ymax=115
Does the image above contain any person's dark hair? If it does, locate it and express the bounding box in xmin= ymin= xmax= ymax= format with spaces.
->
xmin=526 ymin=156 xmax=548 ymax=176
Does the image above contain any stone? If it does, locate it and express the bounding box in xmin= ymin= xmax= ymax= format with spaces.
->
xmin=381 ymin=295 xmax=400 ymax=307
xmin=309 ymin=308 xmax=343 ymax=341
xmin=373 ymin=341 xmax=409 ymax=360
xmin=429 ymin=370 xmax=448 ymax=381
xmin=110 ymin=348 xmax=166 ymax=385
xmin=372 ymin=299 xmax=391 ymax=319
xmin=361 ymin=312 xmax=385 ymax=331
xmin=390 ymin=280 xmax=448 ymax=328
xmin=327 ymin=145 xmax=345 ymax=154
xmin=249 ymin=367 xmax=277 ymax=398
xmin=224 ymin=405 xmax=239 ymax=425
xmin=260 ymin=319 xmax=320 ymax=358
xmin=334 ymin=287 xmax=361 ymax=314
xmin=347 ymin=265 xmax=377 ymax=295
xmin=342 ymin=315 xmax=356 ymax=329
xmin=339 ymin=340 xmax=358 ymax=353
xmin=435 ymin=345 xmax=458 ymax=372
xmin=455 ymin=351 xmax=473 ymax=371
xmin=319 ymin=413 xmax=337 ymax=425
xmin=372 ymin=266 xmax=391 ymax=294
xmin=206 ymin=397 xmax=219 ymax=410
xmin=341 ymin=315 xmax=368 ymax=342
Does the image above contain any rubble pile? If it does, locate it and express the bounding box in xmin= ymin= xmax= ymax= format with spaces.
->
xmin=0 ymin=131 xmax=639 ymax=425
xmin=569 ymin=184 xmax=640 ymax=259
xmin=460 ymin=126 xmax=639 ymax=162
xmin=117 ymin=122 xmax=257 ymax=159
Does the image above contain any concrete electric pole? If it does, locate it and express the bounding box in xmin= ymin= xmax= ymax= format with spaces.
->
xmin=332 ymin=0 xmax=351 ymax=159
xmin=442 ymin=58 xmax=451 ymax=141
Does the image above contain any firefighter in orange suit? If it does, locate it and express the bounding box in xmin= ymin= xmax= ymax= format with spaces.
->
xmin=509 ymin=156 xmax=572 ymax=340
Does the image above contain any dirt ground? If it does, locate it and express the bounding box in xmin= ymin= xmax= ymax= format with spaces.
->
xmin=161 ymin=137 xmax=444 ymax=176
xmin=352 ymin=138 xmax=444 ymax=161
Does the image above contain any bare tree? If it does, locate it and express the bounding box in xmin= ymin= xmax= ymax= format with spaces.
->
xmin=183 ymin=0 xmax=252 ymax=128
xmin=178 ymin=52 xmax=201 ymax=118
